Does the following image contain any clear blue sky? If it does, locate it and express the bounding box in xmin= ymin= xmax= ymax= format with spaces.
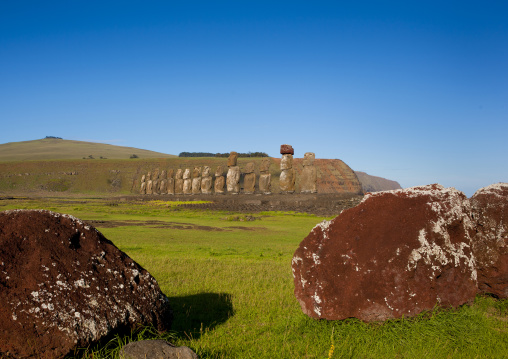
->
xmin=1 ymin=1 xmax=506 ymax=196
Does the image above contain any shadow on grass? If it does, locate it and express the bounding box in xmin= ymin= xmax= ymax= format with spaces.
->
xmin=169 ymin=292 xmax=234 ymax=340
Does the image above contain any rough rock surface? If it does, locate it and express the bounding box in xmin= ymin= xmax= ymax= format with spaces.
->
xmin=280 ymin=144 xmax=294 ymax=155
xmin=119 ymin=340 xmax=198 ymax=359
xmin=0 ymin=210 xmax=172 ymax=358
xmin=292 ymin=184 xmax=478 ymax=322
xmin=471 ymin=183 xmax=508 ymax=298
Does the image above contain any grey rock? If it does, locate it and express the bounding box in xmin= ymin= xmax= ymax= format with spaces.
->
xmin=119 ymin=340 xmax=198 ymax=359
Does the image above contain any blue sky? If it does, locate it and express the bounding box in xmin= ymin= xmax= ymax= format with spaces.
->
xmin=1 ymin=1 xmax=506 ymax=196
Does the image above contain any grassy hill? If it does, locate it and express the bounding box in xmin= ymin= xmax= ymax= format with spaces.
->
xmin=0 ymin=138 xmax=176 ymax=161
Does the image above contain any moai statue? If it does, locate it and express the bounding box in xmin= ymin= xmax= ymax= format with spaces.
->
xmin=159 ymin=170 xmax=168 ymax=194
xmin=201 ymin=166 xmax=213 ymax=194
xmin=167 ymin=169 xmax=175 ymax=195
xmin=146 ymin=172 xmax=153 ymax=195
xmin=214 ymin=165 xmax=225 ymax=194
xmin=279 ymin=144 xmax=296 ymax=193
xmin=174 ymin=169 xmax=184 ymax=194
xmin=152 ymin=168 xmax=160 ymax=195
xmin=183 ymin=168 xmax=192 ymax=194
xmin=191 ymin=167 xmax=202 ymax=194
xmin=226 ymin=151 xmax=240 ymax=194
xmin=243 ymin=162 xmax=256 ymax=194
xmin=259 ymin=158 xmax=272 ymax=194
xmin=140 ymin=174 xmax=147 ymax=194
xmin=300 ymin=152 xmax=317 ymax=193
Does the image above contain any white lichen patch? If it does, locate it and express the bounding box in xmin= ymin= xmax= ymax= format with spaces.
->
xmin=313 ymin=219 xmax=332 ymax=240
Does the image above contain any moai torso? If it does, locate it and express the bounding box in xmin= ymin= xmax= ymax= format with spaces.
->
xmin=174 ymin=169 xmax=184 ymax=194
xmin=191 ymin=167 xmax=202 ymax=194
xmin=201 ymin=166 xmax=213 ymax=194
xmin=183 ymin=168 xmax=192 ymax=194
xmin=300 ymin=152 xmax=317 ymax=193
xmin=259 ymin=158 xmax=272 ymax=194
xmin=243 ymin=162 xmax=256 ymax=194
xmin=226 ymin=152 xmax=240 ymax=194
xmin=214 ymin=165 xmax=225 ymax=194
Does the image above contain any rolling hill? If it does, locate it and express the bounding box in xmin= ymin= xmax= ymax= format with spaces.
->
xmin=0 ymin=139 xmax=400 ymax=195
xmin=0 ymin=138 xmax=176 ymax=161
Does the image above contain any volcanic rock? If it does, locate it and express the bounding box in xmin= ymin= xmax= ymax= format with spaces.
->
xmin=292 ymin=184 xmax=478 ymax=322
xmin=471 ymin=183 xmax=508 ymax=298
xmin=280 ymin=144 xmax=294 ymax=155
xmin=119 ymin=340 xmax=198 ymax=359
xmin=0 ymin=210 xmax=172 ymax=358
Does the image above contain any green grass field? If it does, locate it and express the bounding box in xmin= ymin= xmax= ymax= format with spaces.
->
xmin=1 ymin=198 xmax=507 ymax=358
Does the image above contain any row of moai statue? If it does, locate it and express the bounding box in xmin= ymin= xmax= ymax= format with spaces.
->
xmin=139 ymin=145 xmax=317 ymax=195
xmin=139 ymin=152 xmax=273 ymax=195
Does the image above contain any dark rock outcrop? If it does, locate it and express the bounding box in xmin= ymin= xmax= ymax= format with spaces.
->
xmin=292 ymin=184 xmax=478 ymax=322
xmin=471 ymin=183 xmax=508 ymax=298
xmin=0 ymin=210 xmax=172 ymax=358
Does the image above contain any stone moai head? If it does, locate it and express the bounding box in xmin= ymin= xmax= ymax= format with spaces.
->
xmin=215 ymin=165 xmax=224 ymax=177
xmin=168 ymin=169 xmax=174 ymax=179
xmin=192 ymin=167 xmax=202 ymax=178
xmin=281 ymin=154 xmax=293 ymax=170
xmin=153 ymin=168 xmax=160 ymax=179
xmin=245 ymin=162 xmax=255 ymax=174
xmin=227 ymin=151 xmax=238 ymax=167
xmin=175 ymin=169 xmax=183 ymax=179
xmin=202 ymin=166 xmax=211 ymax=177
xmin=160 ymin=170 xmax=167 ymax=179
xmin=260 ymin=158 xmax=271 ymax=173
xmin=183 ymin=168 xmax=191 ymax=179
xmin=147 ymin=172 xmax=152 ymax=181
xmin=141 ymin=174 xmax=146 ymax=183
xmin=303 ymin=152 xmax=315 ymax=167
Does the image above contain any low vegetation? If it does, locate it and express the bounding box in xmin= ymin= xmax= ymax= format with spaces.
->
xmin=1 ymin=198 xmax=507 ymax=358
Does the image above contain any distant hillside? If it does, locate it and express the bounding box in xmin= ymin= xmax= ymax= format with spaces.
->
xmin=354 ymin=171 xmax=402 ymax=192
xmin=0 ymin=138 xmax=176 ymax=161
xmin=0 ymin=157 xmax=364 ymax=195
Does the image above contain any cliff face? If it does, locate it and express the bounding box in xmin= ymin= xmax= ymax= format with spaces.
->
xmin=354 ymin=171 xmax=402 ymax=192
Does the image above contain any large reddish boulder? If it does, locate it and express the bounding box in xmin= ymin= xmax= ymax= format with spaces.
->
xmin=471 ymin=183 xmax=508 ymax=298
xmin=292 ymin=184 xmax=478 ymax=322
xmin=0 ymin=210 xmax=172 ymax=358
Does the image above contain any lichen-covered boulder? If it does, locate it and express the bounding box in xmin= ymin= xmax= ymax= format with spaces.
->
xmin=0 ymin=210 xmax=172 ymax=358
xmin=292 ymin=184 xmax=478 ymax=322
xmin=471 ymin=183 xmax=508 ymax=298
